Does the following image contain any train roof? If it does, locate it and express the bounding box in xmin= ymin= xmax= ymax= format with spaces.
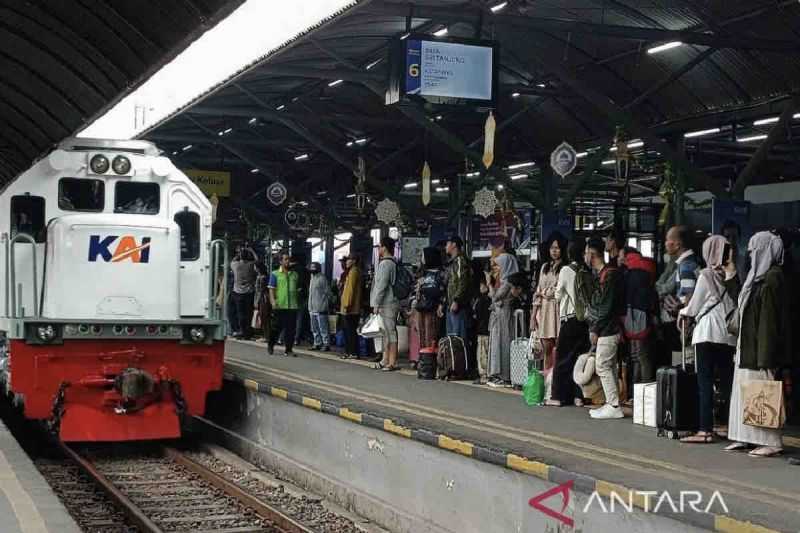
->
xmin=57 ymin=138 xmax=161 ymax=157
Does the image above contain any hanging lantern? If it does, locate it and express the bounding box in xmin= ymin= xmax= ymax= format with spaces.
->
xmin=482 ymin=112 xmax=496 ymax=169
xmin=421 ymin=161 xmax=432 ymax=206
xmin=473 ymin=186 xmax=498 ymax=219
xmin=614 ymin=125 xmax=632 ymax=183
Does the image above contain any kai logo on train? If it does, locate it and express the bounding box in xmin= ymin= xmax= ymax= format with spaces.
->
xmin=88 ymin=235 xmax=152 ymax=263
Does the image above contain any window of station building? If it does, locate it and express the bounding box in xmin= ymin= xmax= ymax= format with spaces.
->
xmin=58 ymin=178 xmax=104 ymax=212
xmin=10 ymin=195 xmax=46 ymax=243
xmin=174 ymin=210 xmax=200 ymax=261
xmin=115 ymin=182 xmax=160 ymax=215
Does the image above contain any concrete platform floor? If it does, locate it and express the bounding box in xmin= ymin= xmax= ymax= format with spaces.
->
xmin=224 ymin=339 xmax=800 ymax=533
xmin=0 ymin=418 xmax=81 ymax=533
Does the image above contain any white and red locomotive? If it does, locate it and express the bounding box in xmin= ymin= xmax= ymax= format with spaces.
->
xmin=0 ymin=138 xmax=227 ymax=441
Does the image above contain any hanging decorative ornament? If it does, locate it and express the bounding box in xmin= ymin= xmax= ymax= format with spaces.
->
xmin=421 ymin=161 xmax=432 ymax=206
xmin=482 ymin=112 xmax=496 ymax=169
xmin=375 ymin=198 xmax=401 ymax=226
xmin=353 ymin=155 xmax=368 ymax=211
xmin=550 ymin=141 xmax=578 ymax=178
xmin=209 ymin=193 xmax=219 ymax=223
xmin=614 ymin=125 xmax=632 ymax=182
xmin=473 ymin=186 xmax=498 ymax=219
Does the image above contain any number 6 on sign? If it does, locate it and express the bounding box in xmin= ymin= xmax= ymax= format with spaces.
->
xmin=408 ymin=64 xmax=419 ymax=77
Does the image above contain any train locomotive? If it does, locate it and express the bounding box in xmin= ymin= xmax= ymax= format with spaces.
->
xmin=0 ymin=138 xmax=227 ymax=442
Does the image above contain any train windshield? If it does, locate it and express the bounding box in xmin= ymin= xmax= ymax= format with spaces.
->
xmin=59 ymin=178 xmax=104 ymax=212
xmin=115 ymin=182 xmax=160 ymax=215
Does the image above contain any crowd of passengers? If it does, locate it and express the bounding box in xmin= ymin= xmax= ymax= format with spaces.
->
xmin=225 ymin=226 xmax=799 ymax=460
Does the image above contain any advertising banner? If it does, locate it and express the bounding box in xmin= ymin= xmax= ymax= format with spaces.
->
xmin=183 ymin=169 xmax=231 ymax=197
xmin=472 ymin=209 xmax=533 ymax=251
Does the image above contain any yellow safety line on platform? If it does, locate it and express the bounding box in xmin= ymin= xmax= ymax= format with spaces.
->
xmin=438 ymin=435 xmax=474 ymax=456
xmin=506 ymin=454 xmax=549 ymax=480
xmin=243 ymin=378 xmax=259 ymax=391
xmin=339 ymin=408 xmax=362 ymax=423
xmin=302 ymin=397 xmax=322 ymax=410
xmin=383 ymin=419 xmax=411 ymax=438
xmin=0 ymin=448 xmax=49 ymax=533
xmin=270 ymin=386 xmax=288 ymax=399
xmin=227 ymin=357 xmax=800 ymax=514
xmin=714 ymin=515 xmax=780 ymax=533
xmin=596 ymin=481 xmax=652 ymax=512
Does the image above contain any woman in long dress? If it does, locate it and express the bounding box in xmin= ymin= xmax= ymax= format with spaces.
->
xmin=726 ymin=232 xmax=790 ymax=457
xmin=486 ymin=253 xmax=517 ymax=388
xmin=532 ymin=232 xmax=567 ymax=371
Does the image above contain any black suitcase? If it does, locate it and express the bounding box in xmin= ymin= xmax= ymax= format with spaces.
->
xmin=418 ymin=348 xmax=437 ymax=380
xmin=656 ymin=327 xmax=698 ymax=438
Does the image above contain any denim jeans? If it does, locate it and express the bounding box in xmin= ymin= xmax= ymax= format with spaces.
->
xmin=446 ymin=307 xmax=467 ymax=339
xmin=695 ymin=342 xmax=734 ymax=432
xmin=310 ymin=312 xmax=330 ymax=348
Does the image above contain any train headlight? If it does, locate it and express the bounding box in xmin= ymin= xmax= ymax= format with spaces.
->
xmin=112 ymin=155 xmax=131 ymax=174
xmin=36 ymin=325 xmax=56 ymax=342
xmin=188 ymin=327 xmax=206 ymax=343
xmin=90 ymin=154 xmax=109 ymax=174
xmin=64 ymin=324 xmax=78 ymax=336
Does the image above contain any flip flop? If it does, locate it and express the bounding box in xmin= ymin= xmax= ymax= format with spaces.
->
xmin=680 ymin=433 xmax=715 ymax=444
xmin=381 ymin=365 xmax=399 ymax=372
xmin=724 ymin=442 xmax=752 ymax=452
xmin=373 ymin=362 xmax=385 ymax=370
xmin=748 ymin=447 xmax=783 ymax=458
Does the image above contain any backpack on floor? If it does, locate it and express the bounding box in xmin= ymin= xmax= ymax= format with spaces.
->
xmin=436 ymin=336 xmax=468 ymax=380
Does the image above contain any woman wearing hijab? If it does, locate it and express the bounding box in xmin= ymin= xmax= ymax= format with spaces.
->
xmin=532 ymin=232 xmax=567 ymax=371
xmin=726 ymin=232 xmax=791 ymax=457
xmin=485 ymin=253 xmax=517 ymax=387
xmin=678 ymin=235 xmax=739 ymax=443
xmin=414 ymin=247 xmax=446 ymax=357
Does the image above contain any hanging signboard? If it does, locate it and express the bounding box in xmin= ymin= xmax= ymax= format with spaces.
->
xmin=387 ymin=35 xmax=499 ymax=108
xmin=550 ymin=142 xmax=578 ymax=178
xmin=183 ymin=169 xmax=231 ymax=197
xmin=267 ymin=182 xmax=287 ymax=206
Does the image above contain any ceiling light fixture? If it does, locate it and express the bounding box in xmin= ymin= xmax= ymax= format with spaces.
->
xmin=294 ymin=153 xmax=310 ymax=161
xmin=365 ymin=58 xmax=383 ymax=70
xmin=576 ymin=152 xmax=588 ymax=159
xmin=346 ymin=141 xmax=354 ymax=147
xmin=431 ymin=179 xmax=441 ymax=185
xmin=465 ymin=171 xmax=480 ymax=177
xmin=511 ymin=92 xmax=521 ymax=98
xmin=627 ymin=140 xmax=644 ymax=148
xmin=684 ymin=127 xmax=720 ymax=138
xmin=508 ymin=161 xmax=535 ymax=170
xmin=602 ymin=159 xmax=616 ymax=165
xmin=404 ymin=182 xmax=418 ymax=189
xmin=753 ymin=116 xmax=779 ymax=126
xmin=355 ymin=138 xmax=368 ymax=145
xmin=496 ymin=184 xmax=504 ymax=190
xmin=248 ymin=117 xmax=257 ymax=125
xmin=182 ymin=144 xmax=192 ymax=151
xmin=276 ymin=104 xmax=286 ymax=111
xmin=433 ymin=27 xmax=448 ymax=37
xmin=510 ymin=174 xmax=527 ymax=180
xmin=436 ymin=186 xmax=450 ymax=192
xmin=647 ymin=41 xmax=683 ymax=54
xmin=737 ymin=134 xmax=768 ymax=143
xmin=399 ymin=32 xmax=410 ymax=40
xmin=250 ymin=168 xmax=259 ymax=174
xmin=328 ymin=79 xmax=344 ymax=87
xmin=490 ymin=2 xmax=508 ymax=13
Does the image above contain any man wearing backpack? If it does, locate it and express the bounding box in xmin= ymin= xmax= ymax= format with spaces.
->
xmin=372 ymin=237 xmax=401 ymax=371
xmin=445 ymin=235 xmax=472 ymax=340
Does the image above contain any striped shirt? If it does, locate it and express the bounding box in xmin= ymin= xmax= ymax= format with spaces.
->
xmin=674 ymin=250 xmax=699 ymax=302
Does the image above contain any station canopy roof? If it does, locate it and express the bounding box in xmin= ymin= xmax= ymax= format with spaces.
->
xmin=142 ymin=0 xmax=800 ymax=228
xmin=0 ymin=0 xmax=245 ymax=183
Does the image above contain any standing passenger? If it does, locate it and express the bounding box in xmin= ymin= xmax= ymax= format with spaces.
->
xmin=532 ymin=232 xmax=567 ymax=371
xmin=230 ymin=245 xmax=259 ymax=340
xmin=339 ymin=255 xmax=363 ymax=359
xmin=308 ymin=262 xmax=331 ymax=351
xmin=416 ymin=247 xmax=446 ymax=352
xmin=444 ymin=236 xmax=471 ymax=340
xmin=372 ymin=237 xmax=400 ymax=371
xmin=268 ymin=252 xmax=299 ymax=356
xmin=486 ymin=254 xmax=516 ymax=388
xmin=254 ymin=263 xmax=272 ymax=342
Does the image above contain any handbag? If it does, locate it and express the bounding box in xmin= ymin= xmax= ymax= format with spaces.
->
xmin=726 ymin=307 xmax=740 ymax=337
xmin=358 ymin=313 xmax=385 ymax=339
xmin=529 ymin=332 xmax=543 ymax=361
xmin=251 ymin=310 xmax=261 ymax=329
xmin=741 ymin=379 xmax=786 ymax=429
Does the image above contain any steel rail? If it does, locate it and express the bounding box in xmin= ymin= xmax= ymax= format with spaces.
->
xmin=164 ymin=447 xmax=315 ymax=533
xmin=58 ymin=442 xmax=164 ymax=533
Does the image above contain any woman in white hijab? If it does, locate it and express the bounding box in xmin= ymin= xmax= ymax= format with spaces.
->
xmin=678 ymin=235 xmax=738 ymax=443
xmin=726 ymin=232 xmax=790 ymax=457
xmin=485 ymin=253 xmax=517 ymax=387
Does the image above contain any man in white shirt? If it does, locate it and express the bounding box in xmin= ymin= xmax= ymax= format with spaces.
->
xmin=548 ymin=236 xmax=592 ymax=407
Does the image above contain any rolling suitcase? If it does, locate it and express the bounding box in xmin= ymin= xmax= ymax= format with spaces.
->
xmin=436 ymin=336 xmax=468 ymax=380
xmin=510 ymin=310 xmax=531 ymax=388
xmin=656 ymin=327 xmax=698 ymax=438
xmin=418 ymin=347 xmax=437 ymax=380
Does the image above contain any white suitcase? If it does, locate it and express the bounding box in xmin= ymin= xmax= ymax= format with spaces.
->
xmin=510 ymin=310 xmax=530 ymax=388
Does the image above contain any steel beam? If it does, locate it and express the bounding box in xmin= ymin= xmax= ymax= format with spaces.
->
xmin=624 ymin=48 xmax=717 ymax=110
xmin=189 ymin=104 xmax=404 ymax=128
xmin=558 ymin=148 xmax=611 ymax=211
xmin=365 ymin=3 xmax=800 ymax=51
xmin=252 ymin=64 xmax=384 ymax=84
xmin=732 ymin=96 xmax=800 ymax=198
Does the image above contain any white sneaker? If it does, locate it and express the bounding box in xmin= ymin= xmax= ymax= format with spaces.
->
xmin=589 ymin=404 xmax=624 ymax=419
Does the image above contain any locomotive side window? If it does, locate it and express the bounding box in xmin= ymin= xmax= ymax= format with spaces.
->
xmin=115 ymin=182 xmax=160 ymax=215
xmin=174 ymin=210 xmax=200 ymax=261
xmin=59 ymin=178 xmax=104 ymax=212
xmin=10 ymin=195 xmax=46 ymax=243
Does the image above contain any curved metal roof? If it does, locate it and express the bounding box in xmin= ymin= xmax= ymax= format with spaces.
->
xmin=0 ymin=0 xmax=245 ymax=183
xmin=142 ymin=0 xmax=800 ymax=226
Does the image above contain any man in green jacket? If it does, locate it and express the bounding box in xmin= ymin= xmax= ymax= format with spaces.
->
xmin=268 ymin=252 xmax=299 ymax=356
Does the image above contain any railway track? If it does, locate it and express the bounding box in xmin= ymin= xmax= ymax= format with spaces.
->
xmin=53 ymin=443 xmax=315 ymax=533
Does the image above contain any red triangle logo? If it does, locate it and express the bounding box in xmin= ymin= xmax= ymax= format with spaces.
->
xmin=529 ymin=480 xmax=574 ymax=527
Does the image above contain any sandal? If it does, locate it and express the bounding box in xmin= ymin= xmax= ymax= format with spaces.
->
xmin=748 ymin=446 xmax=783 ymax=458
xmin=724 ymin=442 xmax=753 ymax=452
xmin=373 ymin=362 xmax=385 ymax=370
xmin=381 ymin=365 xmax=399 ymax=372
xmin=680 ymin=433 xmax=715 ymax=444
